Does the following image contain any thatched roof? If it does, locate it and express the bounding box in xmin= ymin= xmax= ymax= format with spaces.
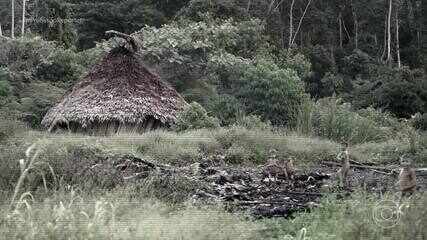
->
xmin=42 ymin=47 xmax=187 ymax=129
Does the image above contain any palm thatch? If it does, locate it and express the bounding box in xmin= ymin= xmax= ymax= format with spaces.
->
xmin=42 ymin=45 xmax=187 ymax=134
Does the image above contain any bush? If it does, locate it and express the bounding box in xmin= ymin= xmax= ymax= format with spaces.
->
xmin=224 ymin=144 xmax=253 ymax=164
xmin=0 ymin=68 xmax=12 ymax=97
xmin=138 ymin=172 xmax=203 ymax=204
xmin=234 ymin=115 xmax=272 ymax=131
xmin=214 ymin=126 xmax=340 ymax=164
xmin=0 ymin=37 xmax=56 ymax=73
xmin=311 ymin=97 xmax=404 ymax=144
xmin=35 ymin=48 xmax=89 ymax=88
xmin=412 ymin=113 xmax=427 ymax=131
xmin=339 ymin=49 xmax=374 ymax=78
xmin=264 ymin=192 xmax=427 ymax=240
xmin=276 ymin=50 xmax=312 ymax=79
xmin=174 ymin=102 xmax=220 ymax=131
xmin=234 ymin=60 xmax=308 ymax=126
xmin=303 ymin=45 xmax=337 ymax=98
xmin=137 ymin=130 xmax=210 ymax=166
xmin=19 ymin=81 xmax=65 ymax=128
xmin=205 ymin=94 xmax=245 ymax=126
xmin=0 ymin=117 xmax=26 ymax=142
xmin=350 ymin=65 xmax=426 ymax=117
xmin=320 ymin=72 xmax=344 ymax=96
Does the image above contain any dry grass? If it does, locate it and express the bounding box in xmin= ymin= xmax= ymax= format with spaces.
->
xmin=0 ymin=188 xmax=263 ymax=240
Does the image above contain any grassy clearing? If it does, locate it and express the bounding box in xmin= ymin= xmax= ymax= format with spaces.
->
xmin=0 ymin=188 xmax=263 ymax=240
xmin=1 ymin=187 xmax=426 ymax=240
xmin=0 ymin=127 xmax=426 ymax=239
xmin=2 ymin=126 xmax=425 ymax=192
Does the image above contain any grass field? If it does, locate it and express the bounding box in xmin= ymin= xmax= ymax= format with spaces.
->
xmin=0 ymin=128 xmax=426 ymax=239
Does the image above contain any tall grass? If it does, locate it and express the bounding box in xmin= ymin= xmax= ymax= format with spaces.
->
xmin=0 ymin=188 xmax=263 ymax=240
xmin=294 ymin=97 xmax=412 ymax=145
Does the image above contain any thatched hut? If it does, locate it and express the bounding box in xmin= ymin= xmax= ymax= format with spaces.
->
xmin=42 ymin=32 xmax=187 ymax=135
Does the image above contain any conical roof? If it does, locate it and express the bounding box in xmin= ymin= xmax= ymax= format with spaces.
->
xmin=42 ymin=47 xmax=187 ymax=129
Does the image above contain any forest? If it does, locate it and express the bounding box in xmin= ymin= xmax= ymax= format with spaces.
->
xmin=0 ymin=0 xmax=426 ymax=239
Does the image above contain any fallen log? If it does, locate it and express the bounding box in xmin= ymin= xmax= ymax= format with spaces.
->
xmin=322 ymin=161 xmax=394 ymax=172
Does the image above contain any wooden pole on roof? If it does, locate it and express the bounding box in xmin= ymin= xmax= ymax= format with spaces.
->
xmin=105 ymin=30 xmax=140 ymax=52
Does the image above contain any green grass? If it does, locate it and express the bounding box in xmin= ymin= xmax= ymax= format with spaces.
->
xmin=0 ymin=127 xmax=426 ymax=239
xmin=1 ymin=187 xmax=426 ymax=240
xmin=261 ymin=192 xmax=427 ymax=240
xmin=0 ymin=188 xmax=263 ymax=240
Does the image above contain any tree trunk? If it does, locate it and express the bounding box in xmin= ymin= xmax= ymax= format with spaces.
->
xmin=351 ymin=1 xmax=358 ymax=49
xmin=246 ymin=0 xmax=252 ymax=12
xmin=386 ymin=0 xmax=393 ymax=64
xmin=0 ymin=22 xmax=2 ymax=37
xmin=11 ymin=0 xmax=15 ymax=38
xmin=21 ymin=0 xmax=26 ymax=38
xmin=395 ymin=6 xmax=401 ymax=68
xmin=339 ymin=12 xmax=343 ymax=48
xmin=381 ymin=18 xmax=387 ymax=60
xmin=290 ymin=0 xmax=312 ymax=46
xmin=289 ymin=0 xmax=295 ymax=47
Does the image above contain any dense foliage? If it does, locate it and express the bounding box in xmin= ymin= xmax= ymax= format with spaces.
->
xmin=0 ymin=0 xmax=425 ymax=128
xmin=0 ymin=2 xmax=426 ymax=240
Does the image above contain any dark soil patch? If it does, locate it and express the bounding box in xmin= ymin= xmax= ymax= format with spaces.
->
xmin=84 ymin=154 xmax=426 ymax=218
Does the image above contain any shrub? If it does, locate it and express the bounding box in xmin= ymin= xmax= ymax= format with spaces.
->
xmin=234 ymin=114 xmax=272 ymax=131
xmin=224 ymin=144 xmax=253 ymax=164
xmin=174 ymin=102 xmax=220 ymax=131
xmin=303 ymin=45 xmax=337 ymax=98
xmin=214 ymin=126 xmax=340 ymax=164
xmin=276 ymin=50 xmax=312 ymax=79
xmin=0 ymin=37 xmax=57 ymax=73
xmin=234 ymin=60 xmax=308 ymax=126
xmin=205 ymin=94 xmax=245 ymax=126
xmin=339 ymin=49 xmax=374 ymax=78
xmin=413 ymin=113 xmax=427 ymax=131
xmin=350 ymin=65 xmax=426 ymax=117
xmin=35 ymin=48 xmax=91 ymax=88
xmin=0 ymin=117 xmax=26 ymax=142
xmin=320 ymin=72 xmax=344 ymax=96
xmin=137 ymin=130 xmax=207 ymax=165
xmin=0 ymin=68 xmax=12 ymax=97
xmin=264 ymin=192 xmax=427 ymax=240
xmin=19 ymin=81 xmax=65 ymax=128
xmin=137 ymin=172 xmax=203 ymax=203
xmin=312 ymin=97 xmax=400 ymax=144
xmin=294 ymin=100 xmax=314 ymax=135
